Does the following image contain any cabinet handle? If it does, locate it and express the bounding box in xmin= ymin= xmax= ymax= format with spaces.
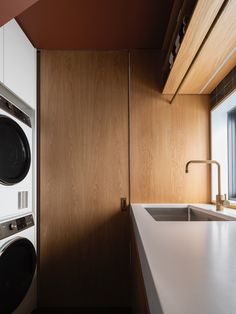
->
xmin=120 ymin=197 xmax=128 ymax=211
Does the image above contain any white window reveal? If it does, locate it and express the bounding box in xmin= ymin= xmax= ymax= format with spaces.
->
xmin=211 ymin=90 xmax=236 ymax=203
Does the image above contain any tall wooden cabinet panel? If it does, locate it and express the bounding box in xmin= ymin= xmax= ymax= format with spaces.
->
xmin=40 ymin=51 xmax=129 ymax=307
xmin=130 ymin=51 xmax=210 ymax=203
xmin=0 ymin=26 xmax=3 ymax=83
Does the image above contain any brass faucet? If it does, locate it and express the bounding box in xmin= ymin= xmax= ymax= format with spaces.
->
xmin=185 ymin=160 xmax=227 ymax=211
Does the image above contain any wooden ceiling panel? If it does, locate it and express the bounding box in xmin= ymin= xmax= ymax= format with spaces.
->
xmin=16 ymin=0 xmax=174 ymax=49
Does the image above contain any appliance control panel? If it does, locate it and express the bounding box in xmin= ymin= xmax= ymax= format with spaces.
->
xmin=0 ymin=95 xmax=32 ymax=127
xmin=0 ymin=214 xmax=34 ymax=240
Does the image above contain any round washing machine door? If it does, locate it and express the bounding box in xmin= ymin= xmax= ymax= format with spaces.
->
xmin=0 ymin=115 xmax=31 ymax=185
xmin=0 ymin=237 xmax=36 ymax=314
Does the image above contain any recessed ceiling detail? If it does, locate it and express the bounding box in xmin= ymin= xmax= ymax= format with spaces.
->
xmin=16 ymin=0 xmax=174 ymax=49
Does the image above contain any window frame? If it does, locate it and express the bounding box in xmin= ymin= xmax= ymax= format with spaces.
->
xmin=227 ymin=107 xmax=236 ymax=200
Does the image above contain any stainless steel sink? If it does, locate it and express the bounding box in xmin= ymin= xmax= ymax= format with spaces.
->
xmin=146 ymin=207 xmax=188 ymax=221
xmin=145 ymin=207 xmax=226 ymax=221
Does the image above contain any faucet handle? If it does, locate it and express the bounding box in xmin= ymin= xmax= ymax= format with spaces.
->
xmin=223 ymin=194 xmax=230 ymax=206
xmin=216 ymin=194 xmax=226 ymax=211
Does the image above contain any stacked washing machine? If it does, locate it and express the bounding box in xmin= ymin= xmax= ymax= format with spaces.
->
xmin=0 ymin=94 xmax=37 ymax=314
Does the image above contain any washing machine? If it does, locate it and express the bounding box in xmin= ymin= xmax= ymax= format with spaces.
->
xmin=0 ymin=214 xmax=36 ymax=314
xmin=0 ymin=94 xmax=32 ymax=220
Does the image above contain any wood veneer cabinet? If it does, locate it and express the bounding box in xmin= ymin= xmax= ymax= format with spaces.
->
xmin=162 ymin=0 xmax=225 ymax=94
xmin=39 ymin=50 xmax=211 ymax=309
xmin=40 ymin=51 xmax=130 ymax=307
xmin=180 ymin=0 xmax=236 ymax=94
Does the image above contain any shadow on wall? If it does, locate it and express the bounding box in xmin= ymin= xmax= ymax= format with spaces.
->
xmin=39 ymin=210 xmax=131 ymax=308
xmin=130 ymin=50 xmax=164 ymax=93
xmin=32 ymin=306 xmax=132 ymax=313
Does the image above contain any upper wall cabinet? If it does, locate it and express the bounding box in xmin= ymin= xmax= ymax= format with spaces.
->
xmin=162 ymin=0 xmax=225 ymax=95
xmin=3 ymin=19 xmax=36 ymax=108
xmin=179 ymin=0 xmax=236 ymax=94
xmin=0 ymin=27 xmax=3 ymax=83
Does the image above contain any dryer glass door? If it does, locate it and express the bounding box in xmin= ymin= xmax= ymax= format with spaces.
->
xmin=0 ymin=237 xmax=36 ymax=313
xmin=0 ymin=116 xmax=31 ymax=185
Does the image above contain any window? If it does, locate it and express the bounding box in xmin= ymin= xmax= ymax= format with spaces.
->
xmin=211 ymin=90 xmax=236 ymax=203
xmin=228 ymin=107 xmax=236 ymax=200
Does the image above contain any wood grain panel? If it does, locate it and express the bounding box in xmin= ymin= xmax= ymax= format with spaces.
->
xmin=131 ymin=51 xmax=210 ymax=203
xmin=200 ymin=50 xmax=236 ymax=94
xmin=180 ymin=0 xmax=236 ymax=94
xmin=40 ymin=51 xmax=129 ymax=307
xmin=163 ymin=0 xmax=224 ymax=94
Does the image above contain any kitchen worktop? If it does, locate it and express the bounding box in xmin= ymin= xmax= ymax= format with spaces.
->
xmin=131 ymin=204 xmax=236 ymax=314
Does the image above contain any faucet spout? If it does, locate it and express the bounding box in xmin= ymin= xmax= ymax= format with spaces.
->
xmin=185 ymin=159 xmax=224 ymax=211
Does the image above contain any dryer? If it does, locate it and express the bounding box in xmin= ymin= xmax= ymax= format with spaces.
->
xmin=0 ymin=214 xmax=36 ymax=314
xmin=0 ymin=95 xmax=33 ymax=220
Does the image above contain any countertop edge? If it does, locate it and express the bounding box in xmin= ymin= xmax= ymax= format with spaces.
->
xmin=130 ymin=208 xmax=164 ymax=314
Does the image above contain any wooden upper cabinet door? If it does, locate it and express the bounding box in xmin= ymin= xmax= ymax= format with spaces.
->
xmin=40 ymin=51 xmax=129 ymax=307
xmin=162 ymin=0 xmax=225 ymax=95
xmin=180 ymin=0 xmax=236 ymax=94
xmin=0 ymin=27 xmax=3 ymax=83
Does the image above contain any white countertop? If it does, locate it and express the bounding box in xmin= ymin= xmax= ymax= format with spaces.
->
xmin=131 ymin=203 xmax=236 ymax=314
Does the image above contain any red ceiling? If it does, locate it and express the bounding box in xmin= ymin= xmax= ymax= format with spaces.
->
xmin=0 ymin=0 xmax=39 ymax=27
xmin=16 ymin=0 xmax=174 ymax=49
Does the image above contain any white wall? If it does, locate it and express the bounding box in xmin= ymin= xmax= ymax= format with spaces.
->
xmin=1 ymin=19 xmax=36 ymax=110
xmin=0 ymin=27 xmax=3 ymax=83
xmin=211 ymin=91 xmax=236 ymax=201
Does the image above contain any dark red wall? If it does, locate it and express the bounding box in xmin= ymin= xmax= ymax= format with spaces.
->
xmin=16 ymin=0 xmax=173 ymax=49
xmin=0 ymin=0 xmax=39 ymax=26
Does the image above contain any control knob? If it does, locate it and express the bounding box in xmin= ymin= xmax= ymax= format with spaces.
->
xmin=9 ymin=223 xmax=17 ymax=231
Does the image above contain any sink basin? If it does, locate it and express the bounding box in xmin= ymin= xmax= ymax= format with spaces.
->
xmin=146 ymin=207 xmax=188 ymax=221
xmin=145 ymin=207 xmax=226 ymax=221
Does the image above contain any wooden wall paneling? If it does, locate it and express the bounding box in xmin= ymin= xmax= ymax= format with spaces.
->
xmin=40 ymin=51 xmax=130 ymax=307
xmin=180 ymin=0 xmax=236 ymax=94
xmin=163 ymin=0 xmax=224 ymax=94
xmin=130 ymin=51 xmax=210 ymax=203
